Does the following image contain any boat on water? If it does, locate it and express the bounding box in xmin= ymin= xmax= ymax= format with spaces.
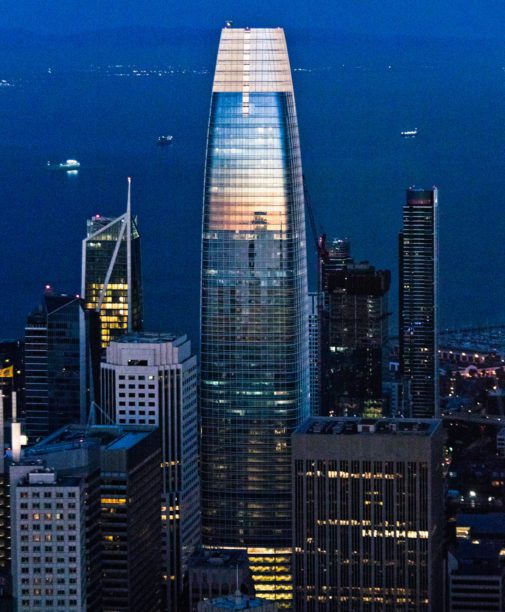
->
xmin=400 ymin=128 xmax=418 ymax=138
xmin=46 ymin=159 xmax=81 ymax=171
xmin=157 ymin=135 xmax=173 ymax=146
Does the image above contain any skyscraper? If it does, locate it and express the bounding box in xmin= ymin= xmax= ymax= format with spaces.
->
xmin=200 ymin=25 xmax=309 ymax=605
xmin=24 ymin=289 xmax=99 ymax=440
xmin=100 ymin=332 xmax=200 ymax=610
xmin=82 ymin=178 xmax=143 ymax=348
xmin=399 ymin=187 xmax=439 ymax=418
xmin=319 ymin=244 xmax=390 ymax=417
xmin=292 ymin=416 xmax=445 ymax=611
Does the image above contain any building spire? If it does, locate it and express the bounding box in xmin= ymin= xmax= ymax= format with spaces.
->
xmin=127 ymin=177 xmax=133 ymax=333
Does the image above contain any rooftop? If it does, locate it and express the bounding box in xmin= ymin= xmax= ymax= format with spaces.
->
xmin=24 ymin=424 xmax=156 ymax=457
xmin=113 ymin=331 xmax=183 ymax=345
xmin=296 ymin=417 xmax=441 ymax=437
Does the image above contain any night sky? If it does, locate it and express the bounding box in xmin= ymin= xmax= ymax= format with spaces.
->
xmin=2 ymin=1 xmax=504 ymax=39
xmin=1 ymin=2 xmax=505 ymax=341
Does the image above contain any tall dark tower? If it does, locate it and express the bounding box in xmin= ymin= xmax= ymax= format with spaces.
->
xmin=82 ymin=178 xmax=143 ymax=348
xmin=24 ymin=289 xmax=99 ymax=440
xmin=200 ymin=25 xmax=309 ymax=605
xmin=320 ymin=241 xmax=390 ymax=417
xmin=399 ymin=187 xmax=439 ymax=417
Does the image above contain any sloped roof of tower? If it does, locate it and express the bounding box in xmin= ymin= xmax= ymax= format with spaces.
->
xmin=213 ymin=27 xmax=293 ymax=93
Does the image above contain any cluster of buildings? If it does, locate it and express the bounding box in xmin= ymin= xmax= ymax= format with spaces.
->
xmin=0 ymin=23 xmax=501 ymax=612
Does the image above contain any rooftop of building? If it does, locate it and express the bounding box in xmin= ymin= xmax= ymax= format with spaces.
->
xmin=188 ymin=548 xmax=249 ymax=570
xmin=457 ymin=513 xmax=505 ymax=536
xmin=296 ymin=417 xmax=441 ymax=437
xmin=16 ymin=467 xmax=82 ymax=488
xmin=24 ymin=424 xmax=156 ymax=457
xmin=113 ymin=331 xmax=184 ymax=345
xmin=204 ymin=593 xmax=273 ymax=610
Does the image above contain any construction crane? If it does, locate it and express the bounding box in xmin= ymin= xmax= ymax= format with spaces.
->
xmin=303 ymin=175 xmax=328 ymax=292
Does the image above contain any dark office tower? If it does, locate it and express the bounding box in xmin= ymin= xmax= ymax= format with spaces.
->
xmin=292 ymin=417 xmax=445 ymax=611
xmin=399 ymin=187 xmax=439 ymax=418
xmin=320 ymin=246 xmax=390 ymax=417
xmin=200 ymin=26 xmax=309 ymax=606
xmin=24 ymin=289 xmax=99 ymax=440
xmin=82 ymin=178 xmax=143 ymax=348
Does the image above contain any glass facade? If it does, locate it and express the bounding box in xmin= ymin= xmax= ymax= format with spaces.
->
xmin=200 ymin=26 xmax=309 ymax=584
xmin=83 ymin=213 xmax=143 ymax=348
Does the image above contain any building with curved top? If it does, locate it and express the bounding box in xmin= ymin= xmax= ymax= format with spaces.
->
xmin=200 ymin=25 xmax=309 ymax=606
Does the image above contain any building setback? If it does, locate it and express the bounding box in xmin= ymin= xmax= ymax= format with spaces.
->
xmin=292 ymin=417 xmax=445 ymax=611
xmin=82 ymin=179 xmax=143 ymax=348
xmin=101 ymin=333 xmax=200 ymax=610
xmin=399 ymin=187 xmax=439 ymax=418
xmin=10 ymin=424 xmax=161 ymax=612
xmin=200 ymin=25 xmax=309 ymax=606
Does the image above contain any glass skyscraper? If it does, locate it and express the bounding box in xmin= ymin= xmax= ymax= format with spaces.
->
xmin=82 ymin=179 xmax=143 ymax=348
xmin=200 ymin=26 xmax=309 ymax=605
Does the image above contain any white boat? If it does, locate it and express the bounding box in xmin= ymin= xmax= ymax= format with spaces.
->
xmin=400 ymin=128 xmax=418 ymax=138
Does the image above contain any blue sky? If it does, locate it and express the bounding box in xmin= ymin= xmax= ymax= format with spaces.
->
xmin=1 ymin=0 xmax=504 ymax=39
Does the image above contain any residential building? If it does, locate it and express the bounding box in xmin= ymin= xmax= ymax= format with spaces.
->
xmin=292 ymin=417 xmax=445 ymax=610
xmin=101 ymin=332 xmax=199 ymax=609
xmin=399 ymin=187 xmax=439 ymax=417
xmin=200 ymin=25 xmax=309 ymax=606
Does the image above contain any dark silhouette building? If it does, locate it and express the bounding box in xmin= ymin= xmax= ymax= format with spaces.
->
xmin=320 ymin=241 xmax=390 ymax=417
xmin=24 ymin=289 xmax=100 ymax=440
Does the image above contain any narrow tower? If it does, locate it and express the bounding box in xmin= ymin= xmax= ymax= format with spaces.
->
xmin=399 ymin=187 xmax=439 ymax=417
xmin=200 ymin=25 xmax=309 ymax=604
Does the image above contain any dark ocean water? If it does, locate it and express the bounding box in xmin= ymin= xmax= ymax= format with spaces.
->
xmin=1 ymin=32 xmax=505 ymax=346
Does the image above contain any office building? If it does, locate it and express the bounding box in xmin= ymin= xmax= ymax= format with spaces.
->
xmin=10 ymin=424 xmax=161 ymax=612
xmin=10 ymin=467 xmax=89 ymax=612
xmin=0 ymin=339 xmax=23 ymax=422
xmin=184 ymin=549 xmax=254 ymax=611
xmin=399 ymin=187 xmax=439 ymax=417
xmin=200 ymin=26 xmax=309 ymax=606
xmin=24 ymin=289 xmax=99 ymax=440
xmin=292 ymin=417 xmax=445 ymax=611
xmin=101 ymin=332 xmax=199 ymax=609
xmin=308 ymin=292 xmax=321 ymax=416
xmin=320 ymin=242 xmax=390 ymax=417
xmin=82 ymin=178 xmax=143 ymax=348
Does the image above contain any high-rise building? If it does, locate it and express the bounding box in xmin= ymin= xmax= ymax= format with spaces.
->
xmin=200 ymin=25 xmax=309 ymax=606
xmin=100 ymin=332 xmax=200 ymax=609
xmin=399 ymin=187 xmax=439 ymax=418
xmin=10 ymin=467 xmax=90 ymax=612
xmin=320 ymin=242 xmax=390 ymax=417
xmin=10 ymin=424 xmax=161 ymax=611
xmin=308 ymin=292 xmax=321 ymax=416
xmin=24 ymin=289 xmax=99 ymax=440
xmin=292 ymin=416 xmax=445 ymax=611
xmin=82 ymin=179 xmax=143 ymax=348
